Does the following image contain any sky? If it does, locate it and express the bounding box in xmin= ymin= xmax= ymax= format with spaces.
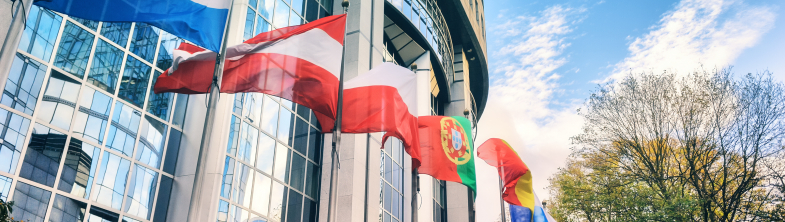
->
xmin=473 ymin=0 xmax=785 ymax=220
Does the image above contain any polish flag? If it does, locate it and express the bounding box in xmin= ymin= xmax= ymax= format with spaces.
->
xmin=153 ymin=14 xmax=347 ymax=122
xmin=314 ymin=63 xmax=422 ymax=168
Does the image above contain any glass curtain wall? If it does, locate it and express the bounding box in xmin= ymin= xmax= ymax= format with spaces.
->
xmin=379 ymin=138 xmax=404 ymax=222
xmin=242 ymin=0 xmax=332 ymax=41
xmin=1 ymin=6 xmax=188 ymax=222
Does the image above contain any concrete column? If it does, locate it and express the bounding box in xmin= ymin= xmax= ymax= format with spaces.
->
xmin=0 ymin=0 xmax=33 ymax=93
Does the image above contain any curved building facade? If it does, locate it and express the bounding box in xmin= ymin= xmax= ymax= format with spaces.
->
xmin=0 ymin=0 xmax=486 ymax=221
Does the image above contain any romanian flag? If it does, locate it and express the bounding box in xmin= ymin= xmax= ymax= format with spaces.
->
xmin=477 ymin=138 xmax=534 ymax=211
xmin=417 ymin=116 xmax=477 ymax=192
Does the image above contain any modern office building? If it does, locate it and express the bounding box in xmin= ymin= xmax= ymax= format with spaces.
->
xmin=0 ymin=0 xmax=487 ymax=221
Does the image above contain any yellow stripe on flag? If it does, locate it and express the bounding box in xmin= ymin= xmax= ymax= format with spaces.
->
xmin=514 ymin=172 xmax=535 ymax=211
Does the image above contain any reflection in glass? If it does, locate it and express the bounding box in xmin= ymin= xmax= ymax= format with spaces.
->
xmin=251 ymin=171 xmax=271 ymax=216
xmin=11 ymin=182 xmax=52 ymax=222
xmin=20 ymin=124 xmax=66 ymax=187
xmin=55 ymin=21 xmax=95 ymax=78
xmin=259 ymin=0 xmax=274 ymax=19
xmin=2 ymin=53 xmax=46 ymax=115
xmin=107 ymin=101 xmax=141 ymax=157
xmin=171 ymin=93 xmax=188 ymax=128
xmin=261 ymin=95 xmax=279 ymax=136
xmin=217 ymin=200 xmax=230 ymax=222
xmin=256 ymin=133 xmax=276 ymax=174
xmin=278 ymin=107 xmax=294 ymax=143
xmin=256 ymin=16 xmax=270 ymax=36
xmin=269 ymin=181 xmax=288 ymax=221
xmin=0 ymin=176 xmax=10 ymax=201
xmin=305 ymin=162 xmax=319 ymax=198
xmin=245 ymin=7 xmax=255 ymax=40
xmin=302 ymin=198 xmax=317 ymax=222
xmin=146 ymin=70 xmax=174 ymax=121
xmin=130 ymin=23 xmax=159 ymax=62
xmin=233 ymin=163 xmax=252 ymax=207
xmin=50 ymin=194 xmax=87 ymax=222
xmin=286 ymin=191 xmax=303 ymax=222
xmin=308 ymin=125 xmax=321 ymax=161
xmin=124 ymin=164 xmax=158 ymax=219
xmin=238 ymin=122 xmax=258 ymax=164
xmin=92 ymin=151 xmax=131 ymax=210
xmin=233 ymin=93 xmax=244 ymax=115
xmin=289 ymin=11 xmax=302 ymax=26
xmin=101 ymin=22 xmax=132 ymax=47
xmin=153 ymin=176 xmax=174 ymax=222
xmin=221 ymin=157 xmax=236 ymax=198
xmin=163 ymin=129 xmax=182 ymax=175
xmin=0 ymin=108 xmax=31 ymax=174
xmin=246 ymin=93 xmax=263 ymax=125
xmin=273 ymin=0 xmax=290 ymax=28
xmin=18 ymin=6 xmax=62 ymax=62
xmin=72 ymin=87 xmax=112 ymax=144
xmin=118 ymin=56 xmax=151 ymax=107
xmin=291 ymin=0 xmax=304 ymax=15
xmin=156 ymin=31 xmax=183 ymax=70
xmin=227 ymin=116 xmax=240 ymax=155
xmin=136 ymin=115 xmax=167 ymax=168
xmin=289 ymin=153 xmax=306 ymax=191
xmin=38 ymin=70 xmax=80 ymax=130
xmin=273 ymin=143 xmax=289 ymax=181
xmin=87 ymin=206 xmax=120 ymax=222
xmin=88 ymin=40 xmax=124 ymax=92
xmin=58 ymin=138 xmax=101 ymax=199
xmin=71 ymin=17 xmax=98 ymax=30
xmin=292 ymin=117 xmax=308 ymax=153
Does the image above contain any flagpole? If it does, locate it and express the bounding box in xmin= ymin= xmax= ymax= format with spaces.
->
xmin=326 ymin=1 xmax=349 ymax=222
xmin=186 ymin=1 xmax=234 ymax=221
xmin=410 ymin=63 xmax=419 ymax=222
xmin=498 ymin=151 xmax=508 ymax=222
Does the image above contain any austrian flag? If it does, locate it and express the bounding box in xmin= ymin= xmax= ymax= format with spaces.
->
xmin=153 ymin=14 xmax=348 ymax=123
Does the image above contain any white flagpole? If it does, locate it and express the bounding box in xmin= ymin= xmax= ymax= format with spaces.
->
xmin=186 ymin=1 xmax=234 ymax=221
xmin=326 ymin=1 xmax=349 ymax=222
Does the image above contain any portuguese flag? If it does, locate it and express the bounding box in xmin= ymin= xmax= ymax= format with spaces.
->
xmin=417 ymin=116 xmax=476 ymax=193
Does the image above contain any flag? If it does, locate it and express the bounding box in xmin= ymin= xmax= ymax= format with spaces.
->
xmin=312 ymin=62 xmax=421 ymax=167
xmin=154 ymin=14 xmax=347 ymax=124
xmin=416 ymin=116 xmax=476 ymax=192
xmin=477 ymin=138 xmax=534 ymax=210
xmin=34 ymin=0 xmax=230 ymax=52
xmin=510 ymin=194 xmax=557 ymax=222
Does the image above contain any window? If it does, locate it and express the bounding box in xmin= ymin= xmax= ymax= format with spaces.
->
xmin=2 ymin=53 xmax=47 ymax=115
xmin=20 ymin=124 xmax=67 ymax=187
xmin=11 ymin=182 xmax=52 ymax=221
xmin=88 ymin=39 xmax=124 ymax=92
xmin=18 ymin=6 xmax=62 ymax=62
xmin=51 ymin=194 xmax=87 ymax=222
xmin=92 ymin=151 xmax=131 ymax=210
xmin=101 ymin=22 xmax=132 ymax=47
xmin=38 ymin=70 xmax=81 ymax=130
xmin=72 ymin=87 xmax=112 ymax=144
xmin=146 ymin=71 xmax=174 ymax=120
xmin=135 ymin=115 xmax=168 ymax=168
xmin=55 ymin=21 xmax=95 ymax=78
xmin=0 ymin=107 xmax=32 ymax=175
xmin=107 ymin=101 xmax=141 ymax=157
xmin=57 ymin=138 xmax=101 ymax=199
xmin=380 ymin=138 xmax=404 ymax=222
xmin=124 ymin=164 xmax=158 ymax=219
xmin=130 ymin=23 xmax=159 ymax=62
xmin=118 ymin=56 xmax=151 ymax=107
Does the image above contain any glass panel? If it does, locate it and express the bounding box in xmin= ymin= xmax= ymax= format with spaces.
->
xmin=58 ymin=138 xmax=101 ymax=199
xmin=250 ymin=0 xmax=258 ymax=9
xmin=304 ymin=162 xmax=319 ymax=198
xmin=269 ymin=181 xmax=288 ymax=221
xmin=123 ymin=216 xmax=143 ymax=222
xmin=250 ymin=214 xmax=266 ymax=222
xmin=232 ymin=205 xmax=244 ymax=222
xmin=246 ymin=93 xmax=263 ymax=125
xmin=291 ymin=0 xmax=304 ymax=15
xmin=238 ymin=121 xmax=258 ymax=164
xmin=0 ymin=108 xmax=31 ymax=174
xmin=217 ymin=200 xmax=230 ymax=222
xmin=55 ymin=21 xmax=95 ymax=78
xmin=261 ymin=95 xmax=279 ymax=136
xmin=273 ymin=0 xmax=290 ymax=28
xmin=286 ymin=191 xmax=303 ymax=222
xmin=153 ymin=175 xmax=173 ymax=222
xmin=233 ymin=163 xmax=252 ymax=206
xmin=384 ymin=153 xmax=392 ymax=182
xmin=146 ymin=71 xmax=173 ymax=120
xmin=245 ymin=7 xmax=256 ymax=40
xmin=50 ymin=194 xmax=87 ymax=222
xmin=251 ymin=171 xmax=271 ymax=216
xmin=38 ymin=70 xmax=80 ymax=130
xmin=129 ymin=23 xmax=159 ymax=62
xmin=171 ymin=93 xmax=188 ymax=127
xmin=11 ymin=182 xmax=52 ymax=222
xmin=256 ymin=16 xmax=270 ymax=36
xmin=227 ymin=116 xmax=240 ymax=155
xmin=302 ymin=198 xmax=317 ymax=222
xmin=72 ymin=87 xmax=112 ymax=144
xmin=256 ymin=132 xmax=276 ymax=174
xmin=92 ymin=151 xmax=131 ymax=210
xmin=259 ymin=0 xmax=274 ymax=19
xmin=278 ymin=107 xmax=294 ymax=143
xmin=220 ymin=157 xmax=236 ymax=198
xmin=273 ymin=143 xmax=289 ymax=181
xmin=307 ymin=125 xmax=321 ymax=161
xmin=136 ymin=115 xmax=167 ymax=168
xmin=304 ymin=0 xmax=319 ymax=22
xmin=433 ymin=200 xmax=441 ymax=222
xmin=292 ymin=117 xmax=308 ymax=154
xmin=0 ymin=176 xmax=11 ymax=201
xmin=20 ymin=124 xmax=66 ymax=187
xmin=88 ymin=40 xmax=123 ymax=92
xmin=289 ymin=12 xmax=302 ymax=26
xmin=87 ymin=206 xmax=120 ymax=222
xmin=19 ymin=6 xmax=62 ymax=62
xmin=101 ymin=22 xmax=132 ymax=48
xmin=162 ymin=128 xmax=182 ymax=175
xmin=107 ymin=101 xmax=141 ymax=157
xmin=124 ymin=164 xmax=158 ymax=219
xmin=384 ymin=183 xmax=391 ymax=211
xmin=118 ymin=56 xmax=151 ymax=107
xmin=156 ymin=31 xmax=183 ymax=70
xmin=71 ymin=17 xmax=98 ymax=30
xmin=295 ymin=105 xmax=310 ymax=122
xmin=289 ymin=153 xmax=305 ymax=191
xmin=2 ymin=53 xmax=46 ymax=115
xmin=392 ymin=191 xmax=399 ymax=219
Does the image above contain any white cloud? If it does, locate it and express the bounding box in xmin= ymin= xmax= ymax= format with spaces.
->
xmin=476 ymin=5 xmax=584 ymax=221
xmin=605 ymin=0 xmax=776 ymax=82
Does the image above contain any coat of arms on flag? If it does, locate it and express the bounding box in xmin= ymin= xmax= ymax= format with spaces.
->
xmin=440 ymin=117 xmax=471 ymax=165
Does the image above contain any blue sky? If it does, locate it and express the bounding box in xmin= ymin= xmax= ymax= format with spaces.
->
xmin=473 ymin=0 xmax=785 ymax=220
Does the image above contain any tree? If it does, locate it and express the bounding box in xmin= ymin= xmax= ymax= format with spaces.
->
xmin=550 ymin=69 xmax=785 ymax=221
xmin=0 ymin=197 xmax=18 ymax=222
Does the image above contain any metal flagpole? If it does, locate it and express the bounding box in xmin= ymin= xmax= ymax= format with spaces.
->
xmin=498 ymin=177 xmax=508 ymax=222
xmin=326 ymin=1 xmax=349 ymax=221
xmin=410 ymin=63 xmax=419 ymax=222
xmin=186 ymin=1 xmax=234 ymax=221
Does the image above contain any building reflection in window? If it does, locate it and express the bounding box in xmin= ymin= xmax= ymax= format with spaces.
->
xmin=107 ymin=101 xmax=141 ymax=157
xmin=2 ymin=53 xmax=46 ymax=115
xmin=92 ymin=150 xmax=131 ymax=210
xmin=0 ymin=107 xmax=31 ymax=175
xmin=20 ymin=123 xmax=67 ymax=187
xmin=58 ymin=138 xmax=101 ymax=199
xmin=55 ymin=21 xmax=95 ymax=78
xmin=136 ymin=115 xmax=167 ymax=168
xmin=38 ymin=70 xmax=81 ymax=130
xmin=72 ymin=87 xmax=112 ymax=144
xmin=88 ymin=40 xmax=124 ymax=93
xmin=18 ymin=6 xmax=62 ymax=62
xmin=11 ymin=182 xmax=52 ymax=222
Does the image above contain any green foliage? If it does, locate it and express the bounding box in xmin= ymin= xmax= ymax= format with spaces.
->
xmin=0 ymin=198 xmax=17 ymax=222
